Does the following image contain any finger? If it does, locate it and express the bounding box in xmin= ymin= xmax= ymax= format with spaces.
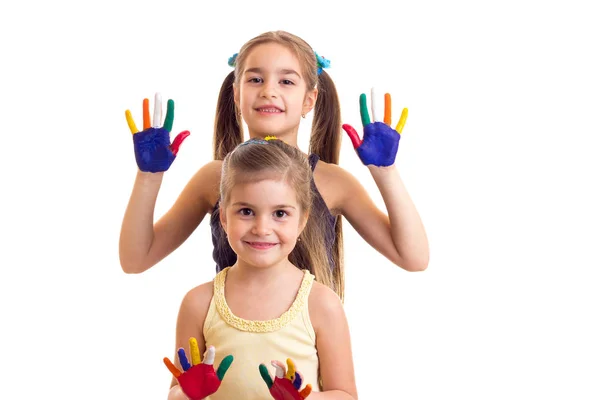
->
xmin=163 ymin=99 xmax=175 ymax=132
xmin=163 ymin=357 xmax=182 ymax=378
xmin=395 ymin=107 xmax=408 ymax=134
xmin=384 ymin=93 xmax=392 ymax=125
xmin=189 ymin=337 xmax=201 ymax=366
xmin=216 ymin=355 xmax=234 ymax=381
xmin=292 ymin=372 xmax=302 ymax=390
xmin=143 ymin=98 xmax=151 ymax=130
xmin=259 ymin=364 xmax=274 ymax=389
xmin=371 ymin=88 xmax=381 ymax=122
xmin=153 ymin=92 xmax=162 ymax=128
xmin=271 ymin=360 xmax=285 ymax=378
xmin=285 ymin=358 xmax=296 ymax=381
xmin=170 ymin=130 xmax=190 ymax=156
xmin=178 ymin=348 xmax=191 ymax=371
xmin=125 ymin=110 xmax=138 ymax=134
xmin=359 ymin=93 xmax=371 ymax=127
xmin=299 ymin=384 xmax=312 ymax=399
xmin=202 ymin=345 xmax=215 ymax=366
xmin=342 ymin=124 xmax=362 ymax=149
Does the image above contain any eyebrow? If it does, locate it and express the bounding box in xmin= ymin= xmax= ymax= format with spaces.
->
xmin=244 ymin=67 xmax=301 ymax=78
xmin=232 ymin=202 xmax=297 ymax=209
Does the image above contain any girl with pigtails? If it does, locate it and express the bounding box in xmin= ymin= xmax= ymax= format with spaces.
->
xmin=121 ymin=30 xmax=429 ymax=299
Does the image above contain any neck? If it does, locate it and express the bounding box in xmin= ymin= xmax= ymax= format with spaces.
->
xmin=228 ymin=258 xmax=296 ymax=286
xmin=248 ymin=129 xmax=300 ymax=149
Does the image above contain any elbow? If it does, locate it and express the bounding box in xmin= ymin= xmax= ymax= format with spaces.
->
xmin=396 ymin=253 xmax=430 ymax=272
xmin=119 ymin=257 xmax=148 ymax=274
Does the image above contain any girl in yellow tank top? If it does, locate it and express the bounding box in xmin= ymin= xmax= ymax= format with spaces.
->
xmin=164 ymin=139 xmax=357 ymax=399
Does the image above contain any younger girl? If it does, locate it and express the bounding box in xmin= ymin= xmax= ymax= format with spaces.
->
xmin=164 ymin=138 xmax=357 ymax=399
xmin=120 ymin=30 xmax=429 ymax=300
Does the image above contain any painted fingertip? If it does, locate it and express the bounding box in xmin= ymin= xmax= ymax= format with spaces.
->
xmin=384 ymin=93 xmax=392 ymax=125
xmin=153 ymin=92 xmax=162 ymax=128
xmin=204 ymin=345 xmax=216 ymax=365
xmin=359 ymin=93 xmax=370 ymax=127
xmin=125 ymin=109 xmax=138 ymax=134
xmin=371 ymin=87 xmax=381 ymax=122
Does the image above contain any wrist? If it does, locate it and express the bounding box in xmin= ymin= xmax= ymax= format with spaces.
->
xmin=136 ymin=169 xmax=165 ymax=182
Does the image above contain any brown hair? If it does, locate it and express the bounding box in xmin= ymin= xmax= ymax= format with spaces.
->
xmin=220 ymin=139 xmax=334 ymax=291
xmin=213 ymin=30 xmax=344 ymax=300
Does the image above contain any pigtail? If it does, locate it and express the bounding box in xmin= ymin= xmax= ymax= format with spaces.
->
xmin=308 ymin=69 xmax=345 ymax=301
xmin=213 ymin=71 xmax=244 ymax=160
xmin=309 ymin=70 xmax=342 ymax=165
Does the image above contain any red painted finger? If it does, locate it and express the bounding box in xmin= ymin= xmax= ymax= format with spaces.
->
xmin=170 ymin=130 xmax=190 ymax=156
xmin=342 ymin=124 xmax=362 ymax=149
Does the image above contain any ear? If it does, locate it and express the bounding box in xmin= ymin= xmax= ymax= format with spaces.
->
xmin=219 ymin=205 xmax=228 ymax=233
xmin=233 ymin=85 xmax=240 ymax=110
xmin=302 ymin=87 xmax=318 ymax=116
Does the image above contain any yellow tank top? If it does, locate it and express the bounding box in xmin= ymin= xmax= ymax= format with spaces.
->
xmin=203 ymin=267 xmax=319 ymax=399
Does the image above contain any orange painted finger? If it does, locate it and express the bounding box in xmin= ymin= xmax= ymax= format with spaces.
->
xmin=384 ymin=93 xmax=392 ymax=125
xmin=143 ymin=98 xmax=151 ymax=130
xmin=163 ymin=357 xmax=182 ymax=378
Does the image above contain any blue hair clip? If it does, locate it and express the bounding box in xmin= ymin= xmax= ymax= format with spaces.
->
xmin=314 ymin=51 xmax=331 ymax=75
xmin=228 ymin=53 xmax=238 ymax=68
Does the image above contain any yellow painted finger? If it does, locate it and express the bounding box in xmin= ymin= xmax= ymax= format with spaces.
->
xmin=395 ymin=108 xmax=408 ymax=134
xmin=125 ymin=110 xmax=138 ymax=134
xmin=384 ymin=93 xmax=392 ymax=125
xmin=189 ymin=337 xmax=201 ymax=365
xmin=285 ymin=358 xmax=296 ymax=381
xmin=143 ymin=98 xmax=151 ymax=130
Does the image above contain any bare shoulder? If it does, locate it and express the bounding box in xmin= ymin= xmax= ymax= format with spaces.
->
xmin=180 ymin=160 xmax=223 ymax=214
xmin=179 ymin=280 xmax=214 ymax=319
xmin=308 ymin=281 xmax=345 ymax=332
xmin=312 ymin=160 xmax=362 ymax=214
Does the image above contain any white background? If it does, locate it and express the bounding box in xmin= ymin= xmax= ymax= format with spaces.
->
xmin=1 ymin=0 xmax=599 ymax=398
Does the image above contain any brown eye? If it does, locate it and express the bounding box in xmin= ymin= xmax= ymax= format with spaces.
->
xmin=274 ymin=210 xmax=287 ymax=218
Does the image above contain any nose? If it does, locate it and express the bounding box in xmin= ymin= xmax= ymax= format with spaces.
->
xmin=252 ymin=215 xmax=272 ymax=236
xmin=260 ymin=78 xmax=278 ymax=99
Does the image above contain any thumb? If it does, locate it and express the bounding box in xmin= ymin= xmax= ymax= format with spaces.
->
xmin=342 ymin=124 xmax=362 ymax=149
xmin=170 ymin=130 xmax=191 ymax=156
xmin=216 ymin=355 xmax=234 ymax=381
xmin=259 ymin=364 xmax=274 ymax=389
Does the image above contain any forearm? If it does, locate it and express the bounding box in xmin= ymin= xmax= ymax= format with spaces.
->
xmin=368 ymin=164 xmax=429 ymax=271
xmin=119 ymin=170 xmax=164 ymax=273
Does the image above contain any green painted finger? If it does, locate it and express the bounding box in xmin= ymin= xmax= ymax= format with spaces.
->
xmin=216 ymin=355 xmax=234 ymax=380
xmin=359 ymin=93 xmax=370 ymax=127
xmin=259 ymin=364 xmax=273 ymax=389
xmin=163 ymin=99 xmax=175 ymax=132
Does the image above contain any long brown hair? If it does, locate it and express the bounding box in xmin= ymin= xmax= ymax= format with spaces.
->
xmin=220 ymin=139 xmax=333 ymax=291
xmin=213 ymin=31 xmax=344 ymax=300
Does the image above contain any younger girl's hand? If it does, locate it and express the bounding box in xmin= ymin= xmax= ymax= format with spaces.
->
xmin=125 ymin=92 xmax=190 ymax=172
xmin=342 ymin=88 xmax=408 ymax=167
xmin=259 ymin=358 xmax=312 ymax=399
xmin=163 ymin=338 xmax=234 ymax=400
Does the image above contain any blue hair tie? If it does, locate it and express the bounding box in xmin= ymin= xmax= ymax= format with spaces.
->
xmin=228 ymin=53 xmax=238 ymax=67
xmin=314 ymin=51 xmax=331 ymax=75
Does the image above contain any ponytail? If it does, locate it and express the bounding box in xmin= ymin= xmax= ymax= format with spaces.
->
xmin=213 ymin=71 xmax=244 ymax=160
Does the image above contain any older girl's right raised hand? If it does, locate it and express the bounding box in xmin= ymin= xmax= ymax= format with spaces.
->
xmin=125 ymin=93 xmax=190 ymax=173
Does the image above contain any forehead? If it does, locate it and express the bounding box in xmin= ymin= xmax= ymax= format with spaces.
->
xmin=228 ymin=179 xmax=299 ymax=206
xmin=244 ymin=43 xmax=301 ymax=71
